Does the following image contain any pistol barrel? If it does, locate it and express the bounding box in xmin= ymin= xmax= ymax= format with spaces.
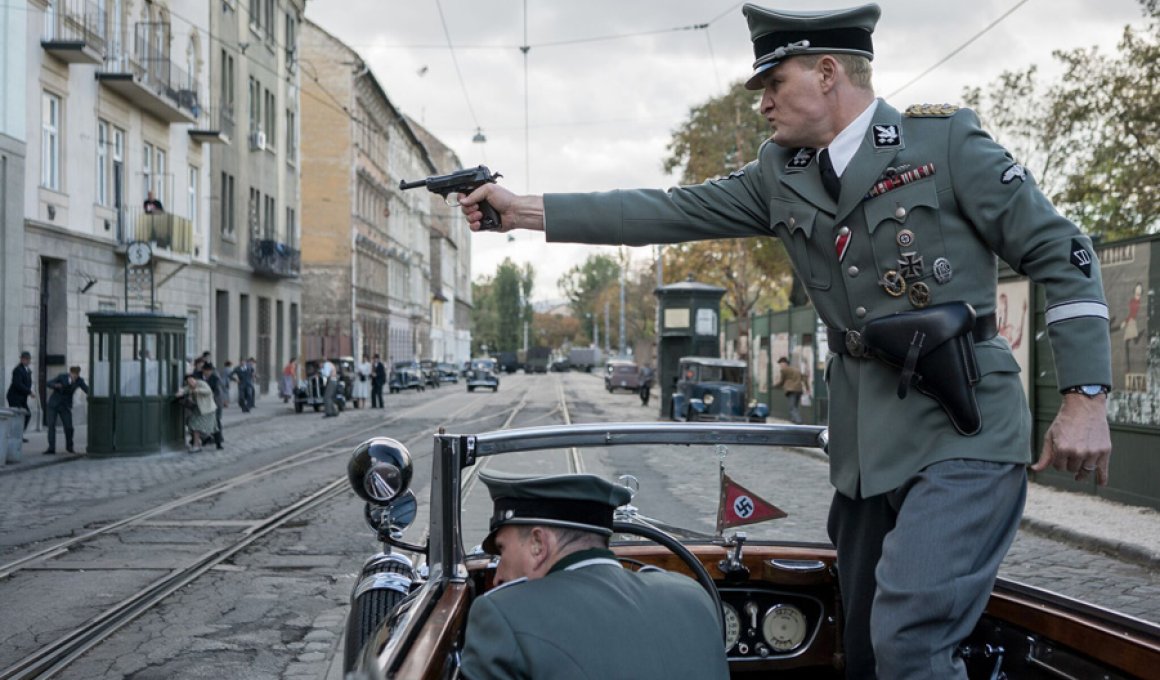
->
xmin=398 ymin=178 xmax=429 ymax=191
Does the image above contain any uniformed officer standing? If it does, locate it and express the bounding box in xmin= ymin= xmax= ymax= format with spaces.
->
xmin=459 ymin=4 xmax=1113 ymax=678
xmin=460 ymin=471 xmax=728 ymax=680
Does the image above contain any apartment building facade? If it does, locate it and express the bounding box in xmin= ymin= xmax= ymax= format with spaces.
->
xmin=208 ymin=0 xmax=305 ymax=392
xmin=407 ymin=117 xmax=472 ymax=365
xmin=13 ymin=0 xmax=303 ymax=422
xmin=300 ymin=20 xmax=451 ymax=366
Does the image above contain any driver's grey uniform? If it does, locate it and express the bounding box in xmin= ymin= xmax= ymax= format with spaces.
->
xmin=461 ymin=548 xmax=728 ymax=680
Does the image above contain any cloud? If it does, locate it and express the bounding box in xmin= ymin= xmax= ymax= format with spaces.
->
xmin=306 ymin=0 xmax=1147 ymax=300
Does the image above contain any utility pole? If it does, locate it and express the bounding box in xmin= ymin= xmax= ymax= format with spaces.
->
xmin=618 ymin=251 xmax=626 ymax=357
xmin=604 ymin=300 xmax=611 ymax=356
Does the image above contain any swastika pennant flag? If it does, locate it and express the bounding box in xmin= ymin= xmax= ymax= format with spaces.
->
xmin=717 ymin=472 xmax=787 ymax=532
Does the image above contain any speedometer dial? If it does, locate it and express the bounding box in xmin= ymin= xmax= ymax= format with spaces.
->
xmin=722 ymin=602 xmax=741 ymax=651
xmin=761 ymin=604 xmax=807 ymax=653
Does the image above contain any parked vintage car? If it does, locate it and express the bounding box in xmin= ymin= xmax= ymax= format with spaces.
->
xmin=465 ymin=357 xmax=499 ymax=392
xmin=389 ymin=361 xmax=425 ymax=393
xmin=435 ymin=362 xmax=459 ymax=384
xmin=604 ymin=359 xmax=644 ymax=393
xmin=419 ymin=360 xmax=442 ymax=389
xmin=340 ymin=422 xmax=1160 ymax=679
xmin=671 ymin=356 xmax=768 ymax=422
xmin=292 ymin=360 xmax=346 ymax=413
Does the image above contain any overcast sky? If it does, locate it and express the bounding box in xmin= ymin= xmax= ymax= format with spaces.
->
xmin=304 ymin=0 xmax=1149 ymax=302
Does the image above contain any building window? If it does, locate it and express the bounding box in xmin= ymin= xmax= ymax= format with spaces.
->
xmin=264 ymin=194 xmax=275 ymax=239
xmin=97 ymin=119 xmax=109 ymax=205
xmin=248 ymin=76 xmax=260 ymax=132
xmin=285 ymin=108 xmax=296 ymax=163
xmin=221 ymin=49 xmax=235 ymax=121
xmin=264 ymin=89 xmax=276 ymax=152
xmin=248 ymin=0 xmax=259 ymax=31
xmin=155 ymin=148 xmax=166 ymax=206
xmin=220 ymin=171 xmax=236 ymax=236
xmin=285 ymin=13 xmax=297 ymax=73
xmin=188 ymin=165 xmax=198 ymax=226
xmin=186 ymin=309 xmax=200 ymax=362
xmin=142 ymin=141 xmax=153 ymax=198
xmin=248 ymin=187 xmax=260 ymax=234
xmin=285 ymin=206 xmax=296 ymax=248
xmin=263 ymin=0 xmax=274 ymax=40
xmin=41 ymin=92 xmax=61 ymax=190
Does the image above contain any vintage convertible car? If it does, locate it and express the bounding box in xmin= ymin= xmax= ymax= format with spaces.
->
xmin=341 ymin=423 xmax=1160 ymax=679
xmin=672 ymin=356 xmax=769 ymax=423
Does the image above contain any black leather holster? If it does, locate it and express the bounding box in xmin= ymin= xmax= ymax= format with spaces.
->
xmin=841 ymin=302 xmax=983 ymax=436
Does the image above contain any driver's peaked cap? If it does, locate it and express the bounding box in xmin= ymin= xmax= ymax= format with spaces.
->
xmin=480 ymin=470 xmax=632 ymax=554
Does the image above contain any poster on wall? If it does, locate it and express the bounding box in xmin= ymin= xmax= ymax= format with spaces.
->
xmin=1099 ymin=241 xmax=1156 ymax=425
xmin=770 ymin=333 xmax=789 ymax=393
xmin=996 ymin=279 xmax=1032 ymax=400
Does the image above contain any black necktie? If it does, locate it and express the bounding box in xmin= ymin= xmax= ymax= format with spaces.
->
xmin=818 ymin=148 xmax=841 ymax=202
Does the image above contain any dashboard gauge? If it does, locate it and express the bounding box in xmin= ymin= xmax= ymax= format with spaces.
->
xmin=722 ymin=602 xmax=741 ymax=651
xmin=761 ymin=604 xmax=807 ymax=653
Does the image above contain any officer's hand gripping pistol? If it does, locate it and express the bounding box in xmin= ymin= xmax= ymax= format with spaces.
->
xmin=399 ymin=165 xmax=503 ymax=230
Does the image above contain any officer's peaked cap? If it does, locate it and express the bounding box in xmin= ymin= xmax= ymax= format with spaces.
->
xmin=743 ymin=3 xmax=880 ymax=90
xmin=480 ymin=470 xmax=632 ymax=554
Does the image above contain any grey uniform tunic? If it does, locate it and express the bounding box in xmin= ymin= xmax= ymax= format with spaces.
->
xmin=543 ymin=99 xmax=1111 ymax=499
xmin=460 ymin=550 xmax=729 ymax=680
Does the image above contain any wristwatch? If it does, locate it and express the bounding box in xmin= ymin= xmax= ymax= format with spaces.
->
xmin=1062 ymin=384 xmax=1109 ymax=398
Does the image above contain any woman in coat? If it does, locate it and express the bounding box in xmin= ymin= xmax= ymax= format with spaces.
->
xmin=352 ymin=355 xmax=372 ymax=408
xmin=177 ymin=374 xmax=219 ymax=452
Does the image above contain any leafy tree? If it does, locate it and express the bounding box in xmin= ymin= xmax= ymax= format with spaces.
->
xmin=532 ymin=311 xmax=582 ymax=350
xmin=472 ymin=258 xmax=533 ymax=355
xmin=558 ymin=254 xmax=620 ymax=321
xmin=662 ymin=80 xmax=795 ymax=321
xmin=965 ymin=1 xmax=1160 ymax=239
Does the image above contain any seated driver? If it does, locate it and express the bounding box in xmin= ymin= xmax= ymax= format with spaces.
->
xmin=460 ymin=470 xmax=729 ymax=680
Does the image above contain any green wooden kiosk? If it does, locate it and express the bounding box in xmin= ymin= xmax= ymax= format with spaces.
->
xmin=86 ymin=312 xmax=186 ymax=456
xmin=654 ymin=279 xmax=726 ymax=419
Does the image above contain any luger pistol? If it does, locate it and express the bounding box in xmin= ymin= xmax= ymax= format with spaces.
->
xmin=399 ymin=165 xmax=503 ymax=230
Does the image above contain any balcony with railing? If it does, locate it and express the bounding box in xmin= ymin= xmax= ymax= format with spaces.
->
xmin=249 ymin=239 xmax=300 ymax=278
xmin=41 ymin=0 xmax=107 ymax=65
xmin=115 ymin=209 xmax=195 ymax=257
xmin=189 ymin=103 xmax=233 ymax=145
xmin=97 ymin=22 xmax=199 ymax=124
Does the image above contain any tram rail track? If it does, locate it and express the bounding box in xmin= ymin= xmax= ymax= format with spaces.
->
xmin=0 ymin=388 xmax=524 ymax=680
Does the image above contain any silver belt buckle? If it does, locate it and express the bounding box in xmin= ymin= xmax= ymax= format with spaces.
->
xmin=845 ymin=330 xmax=866 ymax=358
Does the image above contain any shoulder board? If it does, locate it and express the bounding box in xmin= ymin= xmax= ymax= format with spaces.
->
xmin=904 ymin=103 xmax=959 ymax=118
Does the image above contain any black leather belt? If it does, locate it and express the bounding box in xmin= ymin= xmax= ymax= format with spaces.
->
xmin=828 ymin=313 xmax=997 ymax=358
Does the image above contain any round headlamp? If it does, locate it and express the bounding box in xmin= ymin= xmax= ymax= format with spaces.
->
xmin=348 ymin=437 xmax=414 ymax=503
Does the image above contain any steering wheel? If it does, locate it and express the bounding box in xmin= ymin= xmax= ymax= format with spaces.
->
xmin=612 ymin=521 xmax=725 ymax=639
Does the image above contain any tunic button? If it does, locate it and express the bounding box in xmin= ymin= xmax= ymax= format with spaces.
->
xmin=838 ymin=226 xmax=850 ymax=236
xmin=855 ymin=306 xmax=867 ymax=318
xmin=894 ymin=206 xmax=907 ymax=219
xmin=847 ymin=266 xmax=859 ymax=277
xmin=788 ymin=217 xmax=796 ymax=228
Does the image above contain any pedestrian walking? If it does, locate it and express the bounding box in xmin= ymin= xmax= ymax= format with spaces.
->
xmin=200 ymin=363 xmax=225 ymax=449
xmin=371 ymin=354 xmax=387 ymax=409
xmin=44 ymin=366 xmax=88 ymax=454
xmin=774 ymin=357 xmax=805 ymax=424
xmin=458 ymin=4 xmax=1113 ymax=675
xmin=231 ymin=358 xmax=256 ymax=412
xmin=280 ymin=359 xmax=297 ymax=403
xmin=320 ymin=358 xmax=339 ymax=418
xmin=176 ymin=374 xmax=218 ymax=452
xmin=6 ymin=351 xmax=35 ymax=440
xmin=353 ymin=354 xmax=372 ymax=409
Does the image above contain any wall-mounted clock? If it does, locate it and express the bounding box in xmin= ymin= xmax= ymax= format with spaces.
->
xmin=127 ymin=240 xmax=152 ymax=266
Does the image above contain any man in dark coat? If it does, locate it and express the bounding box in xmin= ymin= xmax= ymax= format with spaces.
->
xmin=231 ymin=358 xmax=256 ymax=412
xmin=44 ymin=366 xmax=88 ymax=454
xmin=201 ymin=363 xmax=225 ymax=448
xmin=371 ymin=353 xmax=387 ymax=409
xmin=6 ymin=351 xmax=35 ymax=440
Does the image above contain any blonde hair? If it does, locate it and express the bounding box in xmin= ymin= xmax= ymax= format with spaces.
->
xmin=798 ymin=54 xmax=874 ymax=90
